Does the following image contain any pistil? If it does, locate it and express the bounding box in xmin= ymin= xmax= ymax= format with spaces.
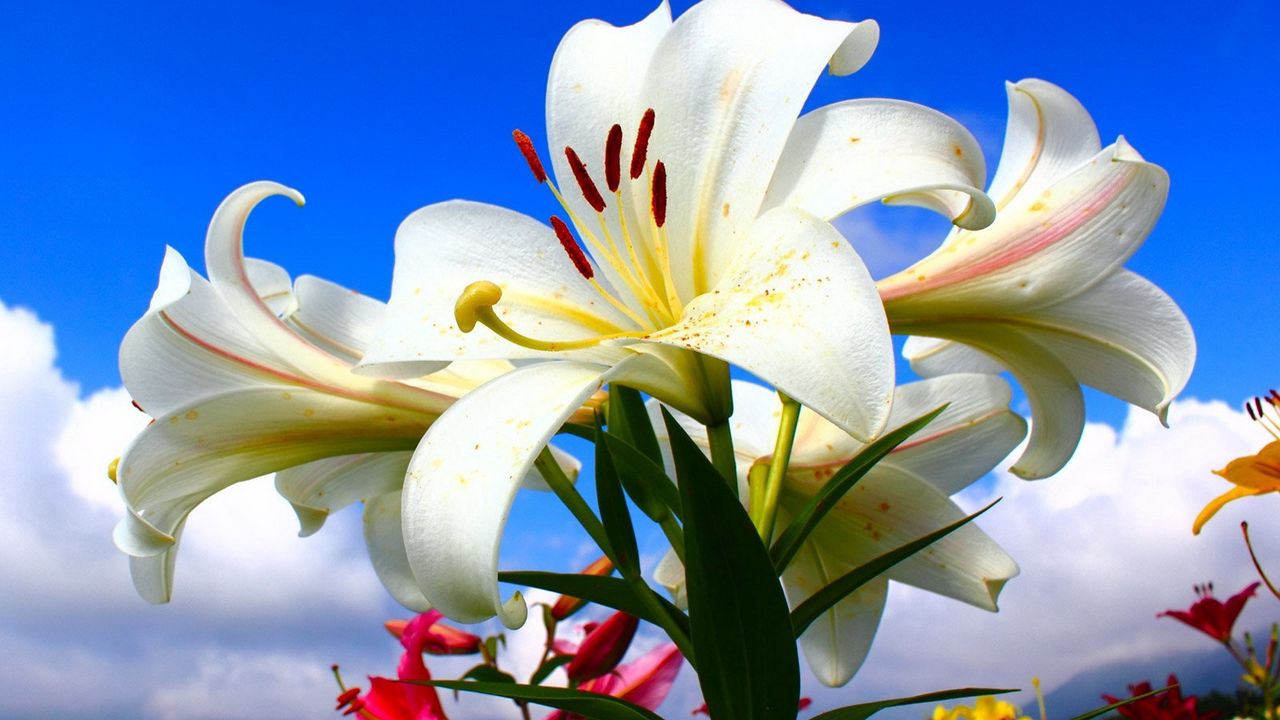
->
xmin=455 ymin=281 xmax=645 ymax=352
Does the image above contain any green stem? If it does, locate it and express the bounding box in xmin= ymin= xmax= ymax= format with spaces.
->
xmin=658 ymin=513 xmax=686 ymax=564
xmin=533 ymin=447 xmax=613 ymax=560
xmin=706 ymin=420 xmax=737 ymax=485
xmin=746 ymin=462 xmax=769 ymax=526
xmin=755 ymin=392 xmax=801 ymax=541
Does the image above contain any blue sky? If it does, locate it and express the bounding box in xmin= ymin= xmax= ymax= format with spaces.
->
xmin=2 ymin=1 xmax=1279 ymax=718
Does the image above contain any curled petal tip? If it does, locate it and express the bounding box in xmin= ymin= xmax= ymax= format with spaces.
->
xmin=113 ymin=512 xmax=176 ymax=557
xmin=1110 ymin=135 xmax=1146 ymax=164
xmin=829 ymin=19 xmax=879 ymax=75
xmin=499 ymin=590 xmax=529 ymax=630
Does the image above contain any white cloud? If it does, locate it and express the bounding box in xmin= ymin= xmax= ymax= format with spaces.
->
xmin=816 ymin=398 xmax=1278 ymax=715
xmin=0 ymin=299 xmax=398 ymax=719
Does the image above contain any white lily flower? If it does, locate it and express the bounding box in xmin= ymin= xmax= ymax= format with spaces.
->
xmin=653 ymin=375 xmax=1024 ymax=687
xmin=357 ymin=0 xmax=995 ymax=627
xmin=878 ymin=79 xmax=1195 ymax=479
xmin=114 ymin=182 xmax=581 ymax=606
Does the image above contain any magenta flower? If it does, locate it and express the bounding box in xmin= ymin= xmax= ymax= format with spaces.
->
xmin=565 ymin=611 xmax=641 ymax=684
xmin=1101 ymin=675 xmax=1216 ymax=720
xmin=546 ymin=643 xmax=683 ymax=720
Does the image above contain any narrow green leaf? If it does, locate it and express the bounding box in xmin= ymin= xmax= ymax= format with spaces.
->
xmin=529 ymin=654 xmax=576 ymax=686
xmin=602 ymin=433 xmax=683 ymax=523
xmin=596 ymin=426 xmax=641 ymax=578
xmin=791 ymin=499 xmax=998 ymax=636
xmin=607 ymin=384 xmax=663 ymax=463
xmin=663 ymin=407 xmax=799 ymax=720
xmin=461 ymin=665 xmax=516 ymax=684
xmin=534 ymin=448 xmax=614 ymax=562
xmin=1069 ymin=684 xmax=1176 ymax=720
xmin=771 ymin=406 xmax=946 ymax=573
xmin=812 ymin=688 xmax=1017 ymax=720
xmin=498 ymin=571 xmax=689 ymax=638
xmin=421 ymin=680 xmax=664 ymax=720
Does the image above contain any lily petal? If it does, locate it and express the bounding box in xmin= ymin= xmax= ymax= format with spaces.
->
xmin=364 ymin=490 xmax=433 ymax=612
xmin=937 ymin=326 xmax=1085 ymax=479
xmin=643 ymin=207 xmax=893 ymax=441
xmin=360 ymin=200 xmax=636 ymax=376
xmin=641 ymin=0 xmax=878 ymax=296
xmin=902 ymin=336 xmax=1004 ymax=377
xmin=1002 ymin=270 xmax=1194 ymax=422
xmin=1193 ymin=485 xmax=1271 ymax=535
xmin=120 ymin=247 xmax=293 ymax=417
xmin=114 ymin=387 xmax=432 ymax=558
xmin=546 ymin=1 xmax=673 ymax=296
xmin=274 ymin=452 xmax=412 ymax=537
xmin=786 ymin=467 xmax=1019 ymax=609
xmin=881 ymin=138 xmax=1169 ymax=316
xmin=286 ymin=274 xmax=389 ymax=365
xmin=783 ymin=542 xmax=888 ymax=687
xmin=402 ymin=360 xmax=620 ymax=626
xmin=986 ymin=79 xmax=1103 ymax=210
xmin=129 ymin=520 xmax=185 ymax=604
xmin=764 ymin=99 xmax=993 ymax=230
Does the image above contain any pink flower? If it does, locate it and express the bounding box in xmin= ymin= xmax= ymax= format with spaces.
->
xmin=547 ymin=644 xmax=683 ymax=720
xmin=1159 ymin=582 xmax=1260 ymax=643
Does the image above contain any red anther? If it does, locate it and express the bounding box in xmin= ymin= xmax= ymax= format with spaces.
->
xmin=651 ymin=160 xmax=667 ymax=228
xmin=1257 ymin=397 xmax=1266 ymax=419
xmin=1269 ymin=389 xmax=1280 ymax=405
xmin=605 ymin=124 xmax=623 ymax=192
xmin=551 ymin=216 xmax=594 ymax=280
xmin=512 ymin=129 xmax=547 ymax=183
xmin=565 ymin=146 xmax=607 ymax=213
xmin=1248 ymin=401 xmax=1258 ymax=421
xmin=630 ymin=108 xmax=655 ymax=179
xmin=131 ymin=399 xmax=145 ymax=413
xmin=335 ymin=687 xmax=361 ymax=709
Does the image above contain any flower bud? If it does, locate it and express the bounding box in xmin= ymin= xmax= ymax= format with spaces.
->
xmin=551 ymin=556 xmax=614 ymax=620
xmin=566 ymin=611 xmax=639 ymax=684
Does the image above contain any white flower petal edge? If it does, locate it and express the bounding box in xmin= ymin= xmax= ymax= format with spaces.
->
xmin=764 ymin=99 xmax=994 ymax=230
xmin=784 ymin=547 xmax=888 ymax=687
xmin=639 ymin=0 xmax=879 ymax=297
xmin=365 ymin=490 xmax=433 ymax=612
xmin=401 ymin=359 xmax=632 ymax=627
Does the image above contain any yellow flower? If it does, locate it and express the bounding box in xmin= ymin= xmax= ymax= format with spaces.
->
xmin=1194 ymin=394 xmax=1280 ymax=534
xmin=932 ymin=696 xmax=1032 ymax=720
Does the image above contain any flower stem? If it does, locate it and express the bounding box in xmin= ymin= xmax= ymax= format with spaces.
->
xmin=1243 ymin=521 xmax=1280 ymax=600
xmin=706 ymin=419 xmax=737 ymax=486
xmin=534 ymin=446 xmax=613 ymax=560
xmin=754 ymin=392 xmax=801 ymax=542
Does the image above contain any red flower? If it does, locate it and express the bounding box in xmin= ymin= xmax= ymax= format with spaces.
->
xmin=565 ymin=611 xmax=640 ymax=684
xmin=1101 ymin=675 xmax=1215 ymax=720
xmin=335 ymin=612 xmax=457 ymax=719
xmin=1159 ymin=582 xmax=1260 ymax=642
xmin=551 ymin=556 xmax=615 ymax=620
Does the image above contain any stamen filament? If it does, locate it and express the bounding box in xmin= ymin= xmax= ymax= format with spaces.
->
xmin=595 ymin=212 xmax=671 ymax=326
xmin=455 ymin=281 xmax=646 ymax=352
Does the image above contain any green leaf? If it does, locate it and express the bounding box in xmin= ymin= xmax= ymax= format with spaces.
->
xmin=602 ymin=433 xmax=683 ymax=523
xmin=812 ymin=688 xmax=1017 ymax=720
xmin=1069 ymin=684 xmax=1176 ymax=720
xmin=596 ymin=425 xmax=641 ymax=578
xmin=529 ymin=654 xmax=576 ymax=686
xmin=499 ymin=571 xmax=689 ymax=638
xmin=461 ymin=664 xmax=516 ymax=684
xmin=607 ymin=384 xmax=663 ymax=464
xmin=791 ymin=499 xmax=998 ymax=637
xmin=770 ymin=406 xmax=946 ymax=573
xmin=421 ymin=680 xmax=664 ymax=720
xmin=662 ymin=407 xmax=799 ymax=720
